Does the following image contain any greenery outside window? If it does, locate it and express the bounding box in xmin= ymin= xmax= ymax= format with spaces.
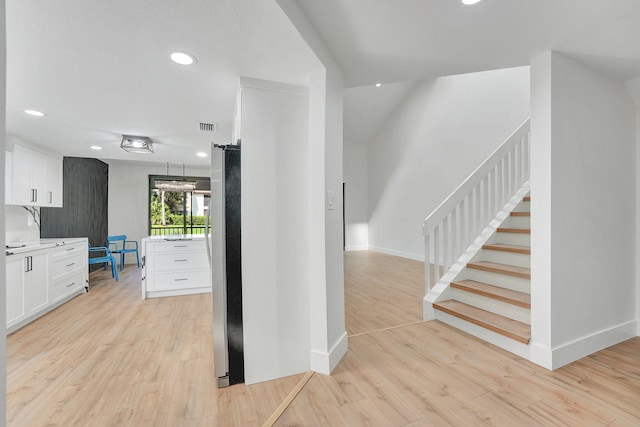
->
xmin=149 ymin=175 xmax=210 ymax=236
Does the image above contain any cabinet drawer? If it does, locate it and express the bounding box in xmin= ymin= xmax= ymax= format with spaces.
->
xmin=52 ymin=243 xmax=84 ymax=259
xmin=51 ymin=271 xmax=85 ymax=301
xmin=152 ymin=269 xmax=210 ymax=291
xmin=52 ymin=253 xmax=84 ymax=278
xmin=147 ymin=240 xmax=205 ymax=253
xmin=149 ymin=251 xmax=208 ymax=271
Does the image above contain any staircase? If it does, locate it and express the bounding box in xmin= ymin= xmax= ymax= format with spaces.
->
xmin=433 ymin=195 xmax=531 ymax=351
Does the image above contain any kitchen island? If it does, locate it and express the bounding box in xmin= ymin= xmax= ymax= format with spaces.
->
xmin=141 ymin=235 xmax=211 ymax=299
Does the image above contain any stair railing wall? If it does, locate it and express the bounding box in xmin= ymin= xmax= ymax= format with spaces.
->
xmin=423 ymin=118 xmax=530 ymax=292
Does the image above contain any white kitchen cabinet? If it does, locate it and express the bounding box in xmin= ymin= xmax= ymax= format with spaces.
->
xmin=6 ymin=238 xmax=88 ymax=333
xmin=50 ymin=242 xmax=87 ymax=303
xmin=6 ymin=256 xmax=26 ymax=328
xmin=141 ymin=237 xmax=211 ymax=299
xmin=6 ymin=142 xmax=63 ymax=207
xmin=6 ymin=249 xmax=49 ymax=329
xmin=25 ymin=251 xmax=50 ymax=315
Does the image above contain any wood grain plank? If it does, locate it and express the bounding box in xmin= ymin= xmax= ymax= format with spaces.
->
xmin=482 ymin=243 xmax=531 ymax=254
xmin=467 ymin=261 xmax=531 ymax=279
xmin=451 ymin=279 xmax=531 ymax=308
xmin=433 ymin=300 xmax=531 ymax=343
xmin=497 ymin=227 xmax=531 ymax=234
xmin=8 ymin=252 xmax=640 ymax=426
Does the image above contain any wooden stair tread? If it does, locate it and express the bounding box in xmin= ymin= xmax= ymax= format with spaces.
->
xmin=497 ymin=227 xmax=530 ymax=234
xmin=451 ymin=280 xmax=531 ymax=308
xmin=510 ymin=211 xmax=530 ymax=217
xmin=523 ymin=196 xmax=531 ymax=202
xmin=467 ymin=261 xmax=531 ymax=279
xmin=433 ymin=300 xmax=531 ymax=344
xmin=482 ymin=243 xmax=530 ymax=255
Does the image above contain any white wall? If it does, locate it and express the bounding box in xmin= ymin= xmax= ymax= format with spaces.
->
xmin=627 ymin=75 xmax=640 ymax=337
xmin=636 ymin=108 xmax=640 ymax=337
xmin=531 ymin=52 xmax=637 ymax=369
xmin=239 ymin=80 xmax=310 ymax=384
xmin=5 ymin=206 xmax=40 ymax=243
xmin=277 ymin=0 xmax=347 ymax=375
xmin=368 ymin=66 xmax=531 ymax=260
xmin=107 ymin=160 xmax=209 ymax=257
xmin=1 ymin=0 xmax=7 ymax=418
xmin=343 ymin=140 xmax=368 ymax=250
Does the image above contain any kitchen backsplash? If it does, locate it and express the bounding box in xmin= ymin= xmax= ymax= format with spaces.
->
xmin=5 ymin=205 xmax=40 ymax=243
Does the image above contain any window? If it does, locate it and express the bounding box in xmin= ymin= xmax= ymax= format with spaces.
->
xmin=148 ymin=175 xmax=210 ymax=236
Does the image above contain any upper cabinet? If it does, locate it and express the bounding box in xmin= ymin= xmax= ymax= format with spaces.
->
xmin=6 ymin=141 xmax=63 ymax=207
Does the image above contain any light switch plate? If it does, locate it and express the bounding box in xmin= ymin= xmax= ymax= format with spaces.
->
xmin=327 ymin=191 xmax=335 ymax=210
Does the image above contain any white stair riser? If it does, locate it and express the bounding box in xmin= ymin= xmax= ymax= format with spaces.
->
xmin=434 ymin=311 xmax=530 ymax=358
xmin=450 ymin=289 xmax=531 ymax=325
xmin=511 ymin=200 xmax=530 ymax=213
xmin=502 ymin=216 xmax=530 ymax=228
xmin=490 ymin=231 xmax=530 ymax=246
xmin=476 ymin=250 xmax=530 ymax=268
xmin=463 ymin=269 xmax=530 ymax=294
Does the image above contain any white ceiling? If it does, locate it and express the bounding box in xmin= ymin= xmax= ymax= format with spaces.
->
xmin=298 ymin=0 xmax=640 ymax=88
xmin=6 ymin=0 xmax=320 ymax=166
xmin=7 ymin=0 xmax=640 ymax=164
xmin=344 ymin=81 xmax=417 ymax=145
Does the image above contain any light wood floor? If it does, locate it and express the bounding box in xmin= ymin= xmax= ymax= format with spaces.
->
xmin=7 ymin=252 xmax=640 ymax=426
xmin=345 ymin=251 xmax=424 ymax=336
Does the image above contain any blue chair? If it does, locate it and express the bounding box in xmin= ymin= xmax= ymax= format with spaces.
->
xmin=108 ymin=235 xmax=140 ymax=271
xmin=88 ymin=245 xmax=119 ymax=282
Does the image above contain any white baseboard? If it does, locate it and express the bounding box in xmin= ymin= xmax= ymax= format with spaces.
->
xmin=369 ymin=246 xmax=424 ymax=262
xmin=344 ymin=245 xmax=369 ymax=252
xmin=549 ymin=320 xmax=637 ymax=369
xmin=310 ymin=331 xmax=348 ymax=375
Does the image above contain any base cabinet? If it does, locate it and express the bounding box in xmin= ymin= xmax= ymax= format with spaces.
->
xmin=6 ymin=249 xmax=49 ymax=329
xmin=142 ymin=237 xmax=211 ymax=299
xmin=6 ymin=256 xmax=26 ymax=328
xmin=50 ymin=242 xmax=87 ymax=303
xmin=25 ymin=251 xmax=50 ymax=315
xmin=6 ymin=238 xmax=88 ymax=333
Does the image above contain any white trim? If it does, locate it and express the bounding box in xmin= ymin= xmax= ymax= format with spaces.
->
xmin=7 ymin=289 xmax=85 ymax=334
xmin=344 ymin=245 xmax=369 ymax=252
xmin=549 ymin=320 xmax=637 ymax=369
xmin=310 ymin=331 xmax=348 ymax=375
xmin=239 ymin=77 xmax=309 ymax=95
xmin=369 ymin=246 xmax=424 ymax=262
xmin=529 ymin=341 xmax=553 ymax=370
xmin=143 ymin=287 xmax=211 ymax=300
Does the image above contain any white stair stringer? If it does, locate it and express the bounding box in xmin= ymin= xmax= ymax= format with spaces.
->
xmin=424 ymin=181 xmax=530 ymax=320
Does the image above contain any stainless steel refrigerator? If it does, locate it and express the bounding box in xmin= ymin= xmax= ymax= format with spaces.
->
xmin=208 ymin=143 xmax=244 ymax=387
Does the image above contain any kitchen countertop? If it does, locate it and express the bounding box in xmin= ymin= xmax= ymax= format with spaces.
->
xmin=5 ymin=237 xmax=88 ymax=256
xmin=143 ymin=234 xmax=208 ymax=241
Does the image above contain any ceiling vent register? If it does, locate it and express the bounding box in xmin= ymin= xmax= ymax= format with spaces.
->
xmin=198 ymin=122 xmax=218 ymax=132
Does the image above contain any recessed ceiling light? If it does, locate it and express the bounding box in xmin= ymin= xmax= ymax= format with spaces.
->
xmin=24 ymin=109 xmax=45 ymax=117
xmin=90 ymin=146 xmax=103 ymax=150
xmin=170 ymin=52 xmax=196 ymax=65
xmin=196 ymin=152 xmax=207 ymax=158
xmin=461 ymin=0 xmax=483 ymax=4
xmin=375 ymin=83 xmax=382 ymax=87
